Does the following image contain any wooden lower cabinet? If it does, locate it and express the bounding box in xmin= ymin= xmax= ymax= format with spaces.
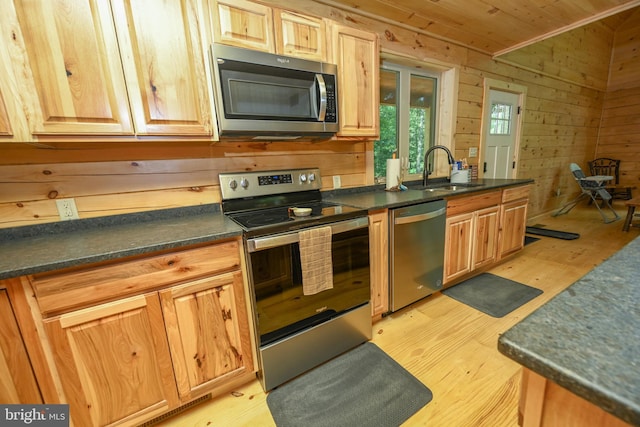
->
xmin=473 ymin=206 xmax=500 ymax=269
xmin=443 ymin=206 xmax=500 ymax=283
xmin=0 ymin=288 xmax=42 ymax=404
xmin=35 ymin=239 xmax=256 ymax=427
xmin=519 ymin=368 xmax=632 ymax=427
xmin=160 ymin=270 xmax=254 ymax=401
xmin=444 ymin=211 xmax=474 ymax=282
xmin=499 ymin=198 xmax=529 ymax=259
xmin=444 ymin=188 xmax=525 ymax=285
xmin=368 ymin=209 xmax=389 ymax=320
xmin=44 ymin=293 xmax=180 ymax=427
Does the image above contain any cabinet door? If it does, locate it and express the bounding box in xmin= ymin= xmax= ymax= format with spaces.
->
xmin=112 ymin=0 xmax=213 ymax=136
xmin=0 ymin=289 xmax=42 ymax=404
xmin=368 ymin=210 xmax=389 ymax=319
xmin=0 ymin=12 xmax=39 ymax=142
xmin=160 ymin=270 xmax=255 ymax=401
xmin=0 ymin=91 xmax=11 ymax=136
xmin=44 ymin=293 xmax=179 ymax=427
xmin=9 ymin=0 xmax=133 ymax=135
xmin=211 ymin=0 xmax=275 ymax=52
xmin=499 ymin=199 xmax=528 ymax=258
xmin=274 ymin=10 xmax=326 ymax=61
xmin=330 ymin=25 xmax=379 ymax=137
xmin=444 ymin=212 xmax=474 ymax=284
xmin=472 ymin=206 xmax=500 ymax=269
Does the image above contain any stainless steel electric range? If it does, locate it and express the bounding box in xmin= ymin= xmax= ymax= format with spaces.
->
xmin=220 ymin=168 xmax=372 ymax=391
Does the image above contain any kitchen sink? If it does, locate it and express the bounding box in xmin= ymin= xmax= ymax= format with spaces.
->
xmin=421 ymin=182 xmax=485 ymax=192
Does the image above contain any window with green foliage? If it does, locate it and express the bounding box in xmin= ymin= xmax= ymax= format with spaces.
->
xmin=374 ymin=63 xmax=439 ymax=182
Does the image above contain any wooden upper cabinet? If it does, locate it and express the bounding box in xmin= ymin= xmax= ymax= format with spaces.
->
xmin=330 ymin=24 xmax=379 ymax=137
xmin=0 ymin=91 xmax=11 ymax=136
xmin=10 ymin=0 xmax=133 ymax=135
xmin=112 ymin=0 xmax=213 ymax=136
xmin=0 ymin=289 xmax=42 ymax=404
xmin=44 ymin=293 xmax=180 ymax=427
xmin=211 ymin=0 xmax=275 ymax=52
xmin=211 ymin=1 xmax=328 ymax=61
xmin=274 ymin=10 xmax=326 ymax=61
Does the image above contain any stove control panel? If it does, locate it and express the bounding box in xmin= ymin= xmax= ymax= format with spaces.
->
xmin=220 ymin=168 xmax=323 ymax=200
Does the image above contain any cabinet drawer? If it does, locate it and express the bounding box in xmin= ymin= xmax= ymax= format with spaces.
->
xmin=502 ymin=185 xmax=531 ymax=203
xmin=446 ymin=190 xmax=501 ymax=216
xmin=31 ymin=240 xmax=240 ymax=315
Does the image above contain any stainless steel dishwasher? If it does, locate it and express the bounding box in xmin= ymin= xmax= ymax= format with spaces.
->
xmin=390 ymin=199 xmax=447 ymax=312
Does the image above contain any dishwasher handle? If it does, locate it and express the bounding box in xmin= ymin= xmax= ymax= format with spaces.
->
xmin=394 ymin=206 xmax=446 ymax=225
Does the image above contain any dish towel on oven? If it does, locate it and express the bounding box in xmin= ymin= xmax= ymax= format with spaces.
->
xmin=298 ymin=226 xmax=333 ymax=295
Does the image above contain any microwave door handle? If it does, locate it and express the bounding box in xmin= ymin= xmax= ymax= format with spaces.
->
xmin=315 ymin=74 xmax=327 ymax=121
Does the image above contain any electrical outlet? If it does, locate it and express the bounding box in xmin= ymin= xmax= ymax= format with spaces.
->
xmin=56 ymin=198 xmax=80 ymax=220
xmin=333 ymin=175 xmax=341 ymax=189
xmin=469 ymin=147 xmax=478 ymax=158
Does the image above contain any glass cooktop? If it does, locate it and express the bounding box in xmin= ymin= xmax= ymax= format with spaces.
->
xmin=227 ymin=201 xmax=362 ymax=231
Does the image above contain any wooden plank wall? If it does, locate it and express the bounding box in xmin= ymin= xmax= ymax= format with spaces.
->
xmin=0 ymin=140 xmax=366 ymax=227
xmin=595 ymin=9 xmax=640 ymax=191
xmin=0 ymin=0 xmax=626 ymax=228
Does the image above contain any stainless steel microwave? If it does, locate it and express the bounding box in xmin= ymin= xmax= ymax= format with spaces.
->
xmin=210 ymin=43 xmax=338 ymax=138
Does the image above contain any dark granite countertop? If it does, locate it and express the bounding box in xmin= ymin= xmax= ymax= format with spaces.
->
xmin=0 ymin=204 xmax=242 ymax=280
xmin=323 ymin=178 xmax=533 ymax=210
xmin=0 ymin=178 xmax=532 ymax=281
xmin=498 ymin=236 xmax=640 ymax=426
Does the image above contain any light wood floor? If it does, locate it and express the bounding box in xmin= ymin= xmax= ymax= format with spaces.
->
xmin=157 ymin=202 xmax=639 ymax=427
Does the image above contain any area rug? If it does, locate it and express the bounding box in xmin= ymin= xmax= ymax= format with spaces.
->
xmin=442 ymin=273 xmax=543 ymax=318
xmin=524 ymin=235 xmax=540 ymax=245
xmin=267 ymin=342 xmax=433 ymax=427
xmin=525 ymin=226 xmax=579 ymax=240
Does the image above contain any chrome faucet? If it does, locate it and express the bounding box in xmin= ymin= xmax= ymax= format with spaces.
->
xmin=423 ymin=145 xmax=455 ymax=186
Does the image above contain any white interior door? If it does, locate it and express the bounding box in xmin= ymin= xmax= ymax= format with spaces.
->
xmin=482 ymin=90 xmax=520 ymax=179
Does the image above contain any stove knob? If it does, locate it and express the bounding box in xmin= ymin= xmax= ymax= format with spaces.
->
xmin=240 ymin=178 xmax=249 ymax=189
xmin=228 ymin=179 xmax=238 ymax=190
xmin=300 ymin=173 xmax=307 ymax=183
xmin=308 ymin=173 xmax=316 ymax=182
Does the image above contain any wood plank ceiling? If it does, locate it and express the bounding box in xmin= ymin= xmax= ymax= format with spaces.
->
xmin=315 ymin=0 xmax=640 ymax=56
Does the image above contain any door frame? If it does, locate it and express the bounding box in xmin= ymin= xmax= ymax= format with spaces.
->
xmin=479 ymin=79 xmax=527 ymax=179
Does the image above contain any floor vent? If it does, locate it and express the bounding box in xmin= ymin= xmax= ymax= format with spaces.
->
xmin=138 ymin=394 xmax=212 ymax=426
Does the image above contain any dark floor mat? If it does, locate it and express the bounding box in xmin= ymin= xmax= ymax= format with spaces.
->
xmin=524 ymin=235 xmax=540 ymax=245
xmin=526 ymin=226 xmax=580 ymax=240
xmin=267 ymin=342 xmax=433 ymax=427
xmin=442 ymin=273 xmax=543 ymax=318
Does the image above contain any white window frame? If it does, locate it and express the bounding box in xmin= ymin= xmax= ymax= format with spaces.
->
xmin=380 ymin=62 xmax=440 ymax=182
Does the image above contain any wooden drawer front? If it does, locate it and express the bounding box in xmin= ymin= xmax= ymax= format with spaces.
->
xmin=31 ymin=240 xmax=240 ymax=315
xmin=446 ymin=190 xmax=501 ymax=217
xmin=502 ymin=185 xmax=531 ymax=203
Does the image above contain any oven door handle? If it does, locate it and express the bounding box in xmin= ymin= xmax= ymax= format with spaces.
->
xmin=247 ymin=216 xmax=368 ymax=252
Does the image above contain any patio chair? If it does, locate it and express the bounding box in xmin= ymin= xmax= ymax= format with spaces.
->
xmin=552 ymin=163 xmax=621 ymax=223
xmin=588 ymin=158 xmax=634 ymax=200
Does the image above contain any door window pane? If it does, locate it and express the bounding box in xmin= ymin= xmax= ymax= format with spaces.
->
xmin=490 ymin=103 xmax=512 ymax=135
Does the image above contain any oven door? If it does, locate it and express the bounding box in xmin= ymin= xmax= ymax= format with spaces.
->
xmin=246 ymin=217 xmax=370 ymax=347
